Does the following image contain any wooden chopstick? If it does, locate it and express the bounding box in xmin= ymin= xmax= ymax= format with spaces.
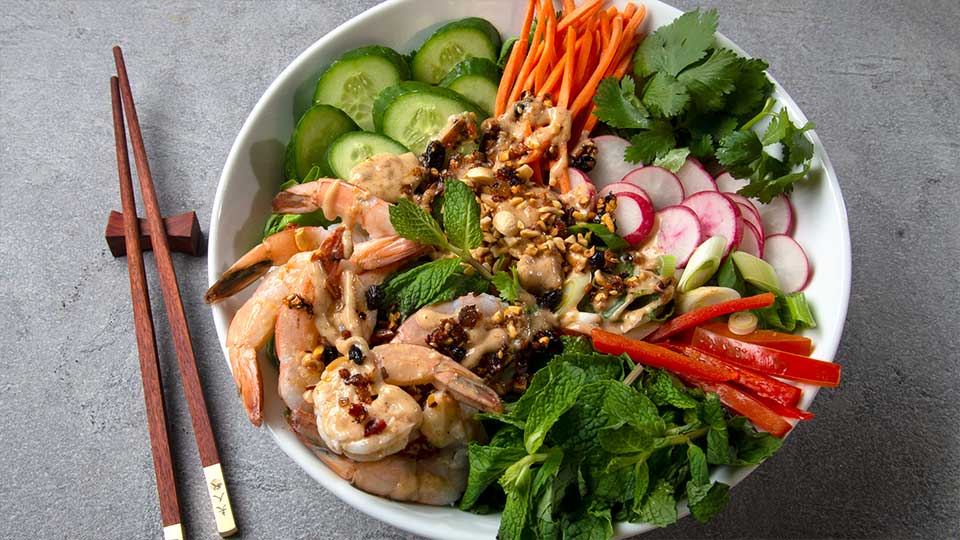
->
xmin=113 ymin=46 xmax=238 ymax=538
xmin=112 ymin=75 xmax=185 ymax=540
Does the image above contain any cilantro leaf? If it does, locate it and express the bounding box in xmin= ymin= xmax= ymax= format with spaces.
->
xmin=382 ymin=258 xmax=463 ymax=315
xmin=677 ymin=48 xmax=740 ymax=110
xmin=725 ymin=58 xmax=773 ymax=119
xmin=492 ymin=268 xmax=522 ymax=302
xmin=642 ymin=72 xmax=689 ymax=117
xmin=442 ymin=178 xmax=482 ymax=251
xmin=624 ymin=119 xmax=677 ymax=164
xmin=389 ymin=197 xmax=449 ymax=249
xmin=635 ymin=9 xmax=719 ymax=78
xmin=593 ymin=76 xmax=651 ymax=129
xmin=716 ymin=130 xmax=763 ymax=176
xmin=652 ymin=147 xmax=690 ymax=173
xmin=567 ymin=223 xmax=629 ymax=251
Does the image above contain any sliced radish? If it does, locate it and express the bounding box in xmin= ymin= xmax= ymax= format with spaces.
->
xmin=655 ymin=205 xmax=703 ymax=267
xmin=681 ymin=191 xmax=743 ymax=256
xmin=738 ymin=220 xmax=764 ymax=258
xmin=756 ymin=195 xmax=795 ymax=236
xmin=567 ymin=167 xmax=596 ymax=199
xmin=588 ymin=135 xmax=636 ymax=189
xmin=762 ymin=234 xmax=810 ymax=293
xmin=613 ymin=192 xmax=655 ymax=245
xmin=620 ymin=166 xmax=685 ymax=210
xmin=676 ymin=157 xmax=718 ymax=196
xmin=715 ymin=172 xmax=749 ymax=194
xmin=597 ymin=182 xmax=650 ymax=203
xmin=736 ymin=202 xmax=764 ymax=238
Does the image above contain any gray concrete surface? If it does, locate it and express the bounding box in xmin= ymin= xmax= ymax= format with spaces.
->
xmin=2 ymin=0 xmax=958 ymax=538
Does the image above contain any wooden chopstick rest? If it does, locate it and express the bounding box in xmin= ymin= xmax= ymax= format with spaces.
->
xmin=105 ymin=210 xmax=203 ymax=257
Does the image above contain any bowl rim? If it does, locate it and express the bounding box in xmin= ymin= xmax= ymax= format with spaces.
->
xmin=207 ymin=1 xmax=851 ymax=537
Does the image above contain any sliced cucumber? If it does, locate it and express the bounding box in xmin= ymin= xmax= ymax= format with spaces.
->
xmin=325 ymin=132 xmax=408 ymax=180
xmin=439 ymin=57 xmax=500 ymax=116
xmin=375 ymin=83 xmax=483 ymax=154
xmin=412 ymin=17 xmax=501 ymax=84
xmin=284 ymin=104 xmax=358 ymax=181
xmin=313 ymin=46 xmax=410 ymax=131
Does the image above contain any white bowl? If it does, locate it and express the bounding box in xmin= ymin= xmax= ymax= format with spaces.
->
xmin=207 ymin=1 xmax=851 ymax=537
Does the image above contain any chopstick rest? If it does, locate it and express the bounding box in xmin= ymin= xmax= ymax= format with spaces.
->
xmin=105 ymin=210 xmax=203 ymax=257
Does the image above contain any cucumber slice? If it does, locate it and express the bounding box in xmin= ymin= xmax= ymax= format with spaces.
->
xmin=325 ymin=132 xmax=408 ymax=180
xmin=313 ymin=46 xmax=410 ymax=131
xmin=375 ymin=83 xmax=484 ymax=154
xmin=284 ymin=104 xmax=358 ymax=181
xmin=439 ymin=57 xmax=500 ymax=115
xmin=412 ymin=17 xmax=501 ymax=84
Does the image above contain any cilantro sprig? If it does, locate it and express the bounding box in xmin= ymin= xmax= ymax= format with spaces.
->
xmin=386 ymin=179 xmax=524 ymax=311
xmin=592 ymin=9 xmax=816 ymax=202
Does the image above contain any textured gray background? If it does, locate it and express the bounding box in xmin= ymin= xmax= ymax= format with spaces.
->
xmin=1 ymin=0 xmax=958 ymax=538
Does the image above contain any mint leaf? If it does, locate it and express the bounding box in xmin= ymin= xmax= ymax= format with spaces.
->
xmin=598 ymin=425 xmax=655 ymax=454
xmin=687 ymin=443 xmax=709 ymax=485
xmin=701 ymin=393 xmax=731 ymax=465
xmin=728 ymin=416 xmax=783 ymax=464
xmin=563 ymin=510 xmax=613 ymax=540
xmin=498 ymin=458 xmax=535 ymax=540
xmin=389 ymin=197 xmax=449 ymax=248
xmin=568 ymin=223 xmax=629 ymax=251
xmin=382 ymin=258 xmax=462 ymax=315
xmin=625 ymin=120 xmax=677 ymax=164
xmin=688 ymin=482 xmax=730 ymax=523
xmin=593 ymin=76 xmax=651 ymax=129
xmin=634 ymin=479 xmax=678 ymax=527
xmin=642 ymin=72 xmax=689 ymax=117
xmin=601 ymin=382 xmax=662 ymax=431
xmin=492 ymin=269 xmax=521 ymax=302
xmin=461 ymin=443 xmax=528 ymax=511
xmin=635 ymin=9 xmax=719 ymax=78
xmin=646 ymin=369 xmax=699 ymax=409
xmin=524 ymin=363 xmax=583 ymax=453
xmin=442 ymin=178 xmax=482 ymax=250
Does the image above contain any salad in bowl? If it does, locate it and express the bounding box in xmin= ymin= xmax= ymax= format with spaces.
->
xmin=207 ymin=1 xmax=848 ymax=538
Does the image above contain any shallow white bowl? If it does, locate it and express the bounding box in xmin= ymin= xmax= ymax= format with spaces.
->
xmin=208 ymin=1 xmax=851 ymax=537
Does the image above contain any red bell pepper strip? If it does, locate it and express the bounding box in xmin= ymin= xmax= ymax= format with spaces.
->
xmin=591 ymin=328 xmax=738 ymax=382
xmin=679 ymin=346 xmax=802 ymax=407
xmin=692 ymin=327 xmax=841 ymax=387
xmin=698 ymin=321 xmax=813 ymax=356
xmin=686 ymin=378 xmax=793 ymax=438
xmin=646 ymin=292 xmax=776 ymax=343
xmin=752 ymin=394 xmax=815 ymax=420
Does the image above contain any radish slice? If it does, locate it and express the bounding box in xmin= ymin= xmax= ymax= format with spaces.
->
xmin=681 ymin=191 xmax=743 ymax=257
xmin=620 ymin=166 xmax=685 ymax=210
xmin=613 ymin=192 xmax=655 ymax=245
xmin=597 ymin=182 xmax=650 ymax=203
xmin=676 ymin=157 xmax=718 ymax=196
xmin=756 ymin=195 xmax=795 ymax=236
xmin=715 ymin=172 xmax=749 ymax=194
xmin=567 ymin=167 xmax=596 ymax=199
xmin=655 ymin=205 xmax=703 ymax=267
xmin=762 ymin=234 xmax=810 ymax=292
xmin=736 ymin=202 xmax=764 ymax=238
xmin=738 ymin=220 xmax=764 ymax=258
xmin=588 ymin=135 xmax=636 ymax=189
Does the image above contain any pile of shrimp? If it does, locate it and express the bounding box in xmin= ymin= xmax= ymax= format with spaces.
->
xmin=206 ymin=94 xmax=672 ymax=505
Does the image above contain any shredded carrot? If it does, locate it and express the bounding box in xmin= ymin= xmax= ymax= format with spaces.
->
xmin=562 ymin=0 xmax=576 ymax=16
xmin=623 ymin=2 xmax=638 ymax=19
xmin=535 ymin=9 xmax=558 ymax=89
xmin=556 ymin=0 xmax=601 ymax=33
xmin=569 ymin=15 xmax=622 ymax=119
xmin=598 ymin=10 xmax=611 ymax=49
xmin=496 ymin=0 xmax=537 ymax=116
xmin=558 ymin=27 xmax=576 ymax=109
xmin=520 ymin=40 xmax=546 ymax=92
xmin=509 ymin=0 xmax=549 ymax=105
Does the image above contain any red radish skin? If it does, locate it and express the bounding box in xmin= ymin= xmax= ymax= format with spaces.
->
xmin=756 ymin=195 xmax=796 ymax=236
xmin=567 ymin=168 xmax=596 ymax=199
xmin=613 ymin=192 xmax=655 ymax=245
xmin=736 ymin=202 xmax=764 ymax=237
xmin=762 ymin=234 xmax=811 ymax=292
xmin=676 ymin=157 xmax=718 ymax=196
xmin=739 ymin=220 xmax=764 ymax=258
xmin=588 ymin=135 xmax=636 ymax=189
xmin=655 ymin=205 xmax=703 ymax=267
xmin=681 ymin=191 xmax=744 ymax=256
xmin=597 ymin=182 xmax=650 ymax=203
xmin=715 ymin=172 xmax=749 ymax=194
xmin=621 ymin=166 xmax=685 ymax=210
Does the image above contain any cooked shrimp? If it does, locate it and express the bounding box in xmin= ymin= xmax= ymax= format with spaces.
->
xmin=314 ymin=444 xmax=469 ymax=506
xmin=420 ymin=390 xmax=486 ymax=449
xmin=392 ymin=293 xmax=504 ymax=347
xmin=271 ymin=178 xmax=399 ymax=238
xmin=275 ymin=269 xmax=323 ymax=416
xmin=205 ymin=225 xmax=422 ymax=304
xmin=348 ymin=152 xmax=424 ymax=203
xmin=226 ymin=252 xmax=313 ymax=426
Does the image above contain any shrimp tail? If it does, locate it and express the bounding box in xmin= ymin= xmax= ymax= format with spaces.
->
xmin=229 ymin=344 xmax=264 ymax=426
xmin=272 ymin=190 xmax=322 ymax=215
xmin=205 ymin=260 xmax=272 ymax=304
xmin=435 ymin=365 xmax=504 ymax=413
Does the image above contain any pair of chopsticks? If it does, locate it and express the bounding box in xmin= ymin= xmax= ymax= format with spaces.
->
xmin=111 ymin=46 xmax=237 ymax=539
